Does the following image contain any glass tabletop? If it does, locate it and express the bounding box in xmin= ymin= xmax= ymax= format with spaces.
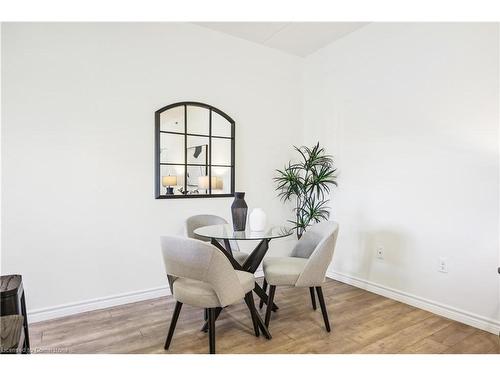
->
xmin=194 ymin=224 xmax=293 ymax=241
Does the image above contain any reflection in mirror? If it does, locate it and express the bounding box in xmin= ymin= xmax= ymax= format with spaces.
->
xmin=160 ymin=165 xmax=184 ymax=196
xmin=187 ymin=136 xmax=209 ymax=164
xmin=211 ymin=138 xmax=232 ymax=165
xmin=185 ymin=143 xmax=208 ymax=195
xmin=197 ymin=176 xmax=224 ymax=194
xmin=187 ymin=144 xmax=208 ymax=164
xmin=160 ymin=106 xmax=184 ymax=133
xmin=160 ymin=133 xmax=185 ymax=164
xmin=212 ymin=111 xmax=232 ymax=137
xmin=187 ymin=106 xmax=209 ymax=135
xmin=211 ymin=166 xmax=231 ymax=194
xmin=187 ymin=166 xmax=208 ymax=195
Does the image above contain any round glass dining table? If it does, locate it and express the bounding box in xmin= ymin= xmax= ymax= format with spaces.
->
xmin=194 ymin=224 xmax=292 ymax=241
xmin=194 ymin=224 xmax=293 ymax=339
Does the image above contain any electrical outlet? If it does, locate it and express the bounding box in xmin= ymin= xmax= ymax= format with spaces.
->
xmin=376 ymin=246 xmax=384 ymax=260
xmin=438 ymin=257 xmax=448 ymax=273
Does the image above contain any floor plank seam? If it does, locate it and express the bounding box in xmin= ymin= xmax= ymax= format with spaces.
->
xmin=26 ymin=279 xmax=499 ymax=354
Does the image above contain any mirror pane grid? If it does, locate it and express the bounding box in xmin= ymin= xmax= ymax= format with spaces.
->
xmin=155 ymin=102 xmax=234 ymax=198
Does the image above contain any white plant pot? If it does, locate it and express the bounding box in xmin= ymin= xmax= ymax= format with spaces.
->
xmin=249 ymin=208 xmax=267 ymax=232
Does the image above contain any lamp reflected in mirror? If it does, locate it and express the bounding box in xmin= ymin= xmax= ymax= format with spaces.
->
xmin=162 ymin=175 xmax=177 ymax=195
xmin=197 ymin=176 xmax=223 ymax=193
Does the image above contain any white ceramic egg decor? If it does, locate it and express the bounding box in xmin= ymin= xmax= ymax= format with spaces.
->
xmin=249 ymin=208 xmax=267 ymax=231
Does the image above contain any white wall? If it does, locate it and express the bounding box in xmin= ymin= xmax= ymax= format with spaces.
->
xmin=304 ymin=23 xmax=500 ymax=330
xmin=1 ymin=23 xmax=302 ymax=316
xmin=2 ymin=22 xmax=499 ymax=333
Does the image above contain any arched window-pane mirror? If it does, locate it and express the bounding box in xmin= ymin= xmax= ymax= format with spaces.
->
xmin=155 ymin=102 xmax=235 ymax=199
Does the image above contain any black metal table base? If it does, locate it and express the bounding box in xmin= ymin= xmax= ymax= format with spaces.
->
xmin=211 ymin=238 xmax=278 ymax=310
xmin=200 ymin=238 xmax=277 ymax=338
xmin=201 ymin=304 xmax=272 ymax=339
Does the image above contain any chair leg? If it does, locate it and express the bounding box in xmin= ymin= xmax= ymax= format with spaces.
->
xmin=259 ymin=279 xmax=268 ymax=309
xmin=164 ymin=301 xmax=183 ymax=350
xmin=315 ymin=286 xmax=331 ymax=332
xmin=309 ymin=287 xmax=317 ymax=310
xmin=204 ymin=308 xmax=208 ymax=322
xmin=201 ymin=307 xmax=222 ymax=332
xmin=264 ymin=285 xmax=276 ymax=328
xmin=208 ymin=308 xmax=216 ymax=354
xmin=244 ymin=292 xmax=260 ymax=337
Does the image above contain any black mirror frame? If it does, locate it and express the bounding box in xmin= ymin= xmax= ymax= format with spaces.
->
xmin=154 ymin=101 xmax=235 ymax=199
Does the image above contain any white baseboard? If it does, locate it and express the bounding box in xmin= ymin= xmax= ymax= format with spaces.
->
xmin=327 ymin=270 xmax=500 ymax=335
xmin=29 ymin=269 xmax=266 ymax=323
xmin=29 ymin=286 xmax=171 ymax=323
xmin=32 ymin=268 xmax=498 ymax=335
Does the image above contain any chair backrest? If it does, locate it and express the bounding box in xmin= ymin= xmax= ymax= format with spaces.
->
xmin=185 ymin=214 xmax=239 ymax=250
xmin=291 ymin=226 xmax=326 ymax=259
xmin=186 ymin=215 xmax=227 ymax=241
xmin=294 ymin=221 xmax=339 ymax=287
xmin=160 ymin=235 xmax=245 ymax=307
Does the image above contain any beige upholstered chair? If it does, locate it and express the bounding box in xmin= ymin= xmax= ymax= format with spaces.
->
xmin=261 ymin=221 xmax=339 ymax=332
xmin=160 ymin=236 xmax=259 ymax=354
xmin=185 ymin=214 xmax=248 ymax=265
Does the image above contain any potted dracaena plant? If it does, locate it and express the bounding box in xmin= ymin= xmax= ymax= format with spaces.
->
xmin=274 ymin=142 xmax=337 ymax=239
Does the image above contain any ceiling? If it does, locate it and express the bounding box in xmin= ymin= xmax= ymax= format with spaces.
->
xmin=194 ymin=22 xmax=368 ymax=57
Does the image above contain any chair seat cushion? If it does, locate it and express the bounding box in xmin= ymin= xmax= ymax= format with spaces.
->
xmin=172 ymin=278 xmax=220 ymax=308
xmin=233 ymin=252 xmax=249 ymax=265
xmin=172 ymin=270 xmax=255 ymax=308
xmin=263 ymin=256 xmax=308 ymax=286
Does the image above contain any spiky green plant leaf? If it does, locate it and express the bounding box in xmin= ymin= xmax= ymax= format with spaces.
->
xmin=274 ymin=142 xmax=337 ymax=239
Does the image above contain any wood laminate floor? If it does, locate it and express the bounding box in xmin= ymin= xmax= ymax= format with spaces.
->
xmin=29 ymin=279 xmax=499 ymax=354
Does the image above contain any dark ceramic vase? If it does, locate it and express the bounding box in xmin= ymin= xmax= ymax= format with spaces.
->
xmin=231 ymin=192 xmax=248 ymax=231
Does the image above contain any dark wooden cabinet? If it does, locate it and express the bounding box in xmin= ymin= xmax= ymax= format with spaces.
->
xmin=0 ymin=315 xmax=25 ymax=354
xmin=1 ymin=275 xmax=30 ymax=353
